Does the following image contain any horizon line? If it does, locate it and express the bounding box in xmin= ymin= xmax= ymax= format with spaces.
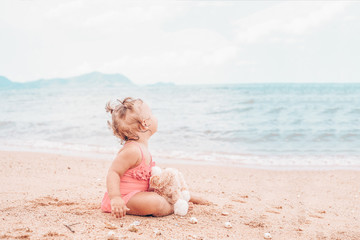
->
xmin=2 ymin=72 xmax=360 ymax=85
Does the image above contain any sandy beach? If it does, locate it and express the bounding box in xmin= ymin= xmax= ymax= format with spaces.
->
xmin=1 ymin=151 xmax=360 ymax=240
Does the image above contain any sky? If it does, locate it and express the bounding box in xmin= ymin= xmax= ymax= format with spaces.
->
xmin=0 ymin=0 xmax=359 ymax=85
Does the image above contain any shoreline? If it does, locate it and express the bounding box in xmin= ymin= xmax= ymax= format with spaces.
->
xmin=1 ymin=144 xmax=360 ymax=171
xmin=1 ymin=150 xmax=360 ymax=239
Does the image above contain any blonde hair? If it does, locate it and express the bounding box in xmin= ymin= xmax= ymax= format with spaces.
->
xmin=105 ymin=97 xmax=144 ymax=144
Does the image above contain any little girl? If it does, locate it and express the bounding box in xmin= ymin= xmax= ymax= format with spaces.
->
xmin=101 ymin=97 xmax=207 ymax=218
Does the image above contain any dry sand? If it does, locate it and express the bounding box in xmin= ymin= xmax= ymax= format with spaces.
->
xmin=1 ymin=151 xmax=360 ymax=240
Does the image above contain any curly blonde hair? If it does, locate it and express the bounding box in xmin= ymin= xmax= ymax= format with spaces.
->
xmin=105 ymin=97 xmax=145 ymax=144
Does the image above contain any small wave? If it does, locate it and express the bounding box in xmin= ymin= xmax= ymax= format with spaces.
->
xmin=202 ymin=129 xmax=248 ymax=136
xmin=285 ymin=133 xmax=305 ymax=141
xmin=290 ymin=119 xmax=303 ymax=125
xmin=240 ymin=99 xmax=255 ymax=104
xmin=321 ymin=108 xmax=339 ymax=114
xmin=313 ymin=133 xmax=336 ymax=142
xmin=261 ymin=133 xmax=281 ymax=141
xmin=341 ymin=133 xmax=360 ymax=142
xmin=0 ymin=139 xmax=117 ymax=154
xmin=208 ymin=135 xmax=252 ymax=142
xmin=266 ymin=107 xmax=285 ymax=114
xmin=0 ymin=121 xmax=16 ymax=127
xmin=209 ymin=107 xmax=253 ymax=115
xmin=347 ymin=108 xmax=360 ymax=115
xmin=153 ymin=150 xmax=360 ymax=168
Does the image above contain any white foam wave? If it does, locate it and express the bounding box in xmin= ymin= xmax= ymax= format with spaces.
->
xmin=1 ymin=140 xmax=359 ymax=169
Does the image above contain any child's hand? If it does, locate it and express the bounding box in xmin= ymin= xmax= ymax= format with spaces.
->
xmin=110 ymin=196 xmax=130 ymax=218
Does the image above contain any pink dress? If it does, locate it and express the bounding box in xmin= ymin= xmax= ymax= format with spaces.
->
xmin=101 ymin=141 xmax=155 ymax=213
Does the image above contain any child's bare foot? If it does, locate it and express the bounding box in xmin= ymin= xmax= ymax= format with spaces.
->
xmin=189 ymin=193 xmax=212 ymax=205
xmin=188 ymin=202 xmax=194 ymax=211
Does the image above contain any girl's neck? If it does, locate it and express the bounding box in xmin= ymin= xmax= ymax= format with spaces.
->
xmin=135 ymin=138 xmax=149 ymax=147
xmin=129 ymin=132 xmax=151 ymax=147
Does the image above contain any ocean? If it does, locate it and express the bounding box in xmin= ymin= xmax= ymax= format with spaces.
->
xmin=1 ymin=83 xmax=360 ymax=168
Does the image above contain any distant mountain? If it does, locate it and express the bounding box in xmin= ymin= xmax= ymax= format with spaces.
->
xmin=24 ymin=72 xmax=134 ymax=88
xmin=0 ymin=72 xmax=134 ymax=89
xmin=0 ymin=75 xmax=19 ymax=88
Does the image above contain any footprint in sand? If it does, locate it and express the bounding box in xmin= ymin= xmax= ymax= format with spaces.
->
xmin=307 ymin=210 xmax=326 ymax=219
xmin=273 ymin=206 xmax=283 ymax=210
xmin=266 ymin=210 xmax=281 ymax=214
xmin=309 ymin=214 xmax=324 ymax=219
xmin=244 ymin=220 xmax=265 ymax=229
xmin=43 ymin=232 xmax=65 ymax=237
xmin=232 ymin=199 xmax=246 ymax=204
xmin=29 ymin=196 xmax=77 ymax=208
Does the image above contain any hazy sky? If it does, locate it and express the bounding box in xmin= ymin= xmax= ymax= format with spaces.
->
xmin=1 ymin=0 xmax=359 ymax=84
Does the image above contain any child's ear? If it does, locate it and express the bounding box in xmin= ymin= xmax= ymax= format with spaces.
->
xmin=141 ymin=119 xmax=150 ymax=129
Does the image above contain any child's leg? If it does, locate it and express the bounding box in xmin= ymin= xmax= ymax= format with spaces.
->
xmin=189 ymin=192 xmax=211 ymax=205
xmin=126 ymin=192 xmax=173 ymax=217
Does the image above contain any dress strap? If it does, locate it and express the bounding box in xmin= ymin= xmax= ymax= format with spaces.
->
xmin=124 ymin=141 xmax=144 ymax=161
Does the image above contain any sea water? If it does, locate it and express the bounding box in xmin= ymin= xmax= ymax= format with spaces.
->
xmin=1 ymin=83 xmax=359 ymax=168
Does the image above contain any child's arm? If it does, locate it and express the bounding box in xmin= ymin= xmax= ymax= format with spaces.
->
xmin=106 ymin=145 xmax=140 ymax=218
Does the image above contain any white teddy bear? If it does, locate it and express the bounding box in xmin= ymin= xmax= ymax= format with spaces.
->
xmin=149 ymin=166 xmax=191 ymax=216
